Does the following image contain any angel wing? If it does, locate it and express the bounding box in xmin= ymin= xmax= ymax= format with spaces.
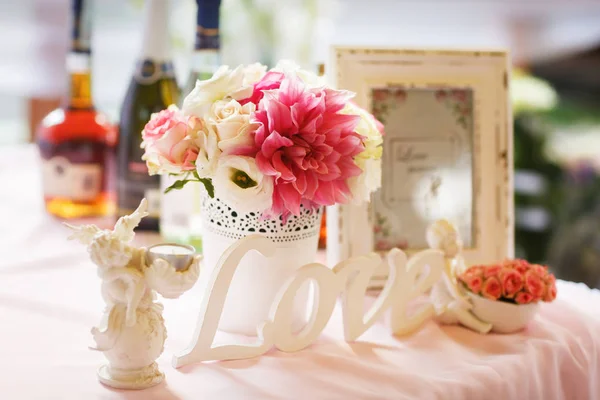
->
xmin=64 ymin=223 xmax=101 ymax=245
xmin=145 ymin=256 xmax=201 ymax=299
xmin=113 ymin=198 xmax=149 ymax=243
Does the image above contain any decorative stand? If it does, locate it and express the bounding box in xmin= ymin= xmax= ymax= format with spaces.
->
xmin=426 ymin=220 xmax=492 ymax=334
xmin=66 ymin=199 xmax=200 ymax=389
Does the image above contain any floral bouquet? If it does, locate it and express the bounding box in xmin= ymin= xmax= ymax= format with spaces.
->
xmin=459 ymin=259 xmax=557 ymax=305
xmin=140 ymin=61 xmax=384 ymax=220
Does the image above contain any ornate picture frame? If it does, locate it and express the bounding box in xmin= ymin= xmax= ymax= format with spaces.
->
xmin=326 ymin=47 xmax=513 ymax=284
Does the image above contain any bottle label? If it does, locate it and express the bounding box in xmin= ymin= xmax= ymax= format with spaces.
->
xmin=42 ymin=156 xmax=102 ymax=202
xmin=195 ymin=0 xmax=220 ymax=50
xmin=134 ymin=59 xmax=174 ymax=85
xmin=195 ymin=28 xmax=220 ymax=50
xmin=145 ymin=188 xmax=161 ymax=218
xmin=117 ymin=163 xmax=160 ymax=219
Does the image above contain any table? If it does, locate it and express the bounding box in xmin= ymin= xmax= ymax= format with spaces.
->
xmin=2 ymin=145 xmax=600 ymax=399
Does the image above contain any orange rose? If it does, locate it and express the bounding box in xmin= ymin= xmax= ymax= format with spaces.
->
xmin=515 ymin=291 xmax=534 ymax=304
xmin=543 ymin=273 xmax=557 ymax=302
xmin=500 ymin=268 xmax=523 ymax=298
xmin=524 ymin=270 xmax=545 ymax=301
xmin=462 ymin=274 xmax=483 ymax=294
xmin=483 ymin=264 xmax=502 ymax=279
xmin=481 ymin=276 xmax=502 ymax=300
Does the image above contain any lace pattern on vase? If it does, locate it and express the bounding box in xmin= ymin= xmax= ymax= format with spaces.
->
xmin=200 ymin=197 xmax=322 ymax=243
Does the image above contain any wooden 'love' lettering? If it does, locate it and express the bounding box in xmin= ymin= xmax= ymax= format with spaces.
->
xmin=172 ymin=235 xmax=443 ymax=368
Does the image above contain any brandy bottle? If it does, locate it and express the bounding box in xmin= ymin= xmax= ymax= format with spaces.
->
xmin=37 ymin=0 xmax=117 ymax=219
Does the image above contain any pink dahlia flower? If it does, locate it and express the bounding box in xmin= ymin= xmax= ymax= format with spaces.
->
xmin=240 ymin=71 xmax=285 ymax=106
xmin=252 ymin=76 xmax=365 ymax=218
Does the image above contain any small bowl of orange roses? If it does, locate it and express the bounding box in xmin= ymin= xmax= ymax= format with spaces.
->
xmin=458 ymin=259 xmax=557 ymax=333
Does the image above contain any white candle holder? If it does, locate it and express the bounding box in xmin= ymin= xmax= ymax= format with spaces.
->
xmin=65 ymin=199 xmax=200 ymax=390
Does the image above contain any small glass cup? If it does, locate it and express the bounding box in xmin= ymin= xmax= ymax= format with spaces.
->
xmin=146 ymin=243 xmax=196 ymax=271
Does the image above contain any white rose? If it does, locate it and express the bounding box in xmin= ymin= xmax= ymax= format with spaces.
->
xmin=348 ymin=157 xmax=382 ymax=204
xmin=273 ymin=59 xmax=326 ymax=88
xmin=213 ymin=155 xmax=273 ymax=213
xmin=208 ymin=99 xmax=258 ymax=154
xmin=189 ymin=119 xmax=220 ymax=179
xmin=182 ymin=65 xmax=253 ymax=118
xmin=243 ymin=63 xmax=267 ymax=86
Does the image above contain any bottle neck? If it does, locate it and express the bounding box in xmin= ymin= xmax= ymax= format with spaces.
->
xmin=67 ymin=52 xmax=93 ymax=109
xmin=67 ymin=0 xmax=93 ymax=110
xmin=140 ymin=0 xmax=171 ymax=62
xmin=191 ymin=0 xmax=221 ymax=79
xmin=190 ymin=49 xmax=220 ymax=80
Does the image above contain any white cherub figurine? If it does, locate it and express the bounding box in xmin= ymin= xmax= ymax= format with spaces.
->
xmin=426 ymin=220 xmax=492 ymax=334
xmin=66 ymin=199 xmax=201 ymax=389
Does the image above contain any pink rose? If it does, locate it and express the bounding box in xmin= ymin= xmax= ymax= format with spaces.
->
xmin=462 ymin=274 xmax=483 ymax=294
xmin=515 ymin=291 xmax=534 ymax=305
xmin=500 ymin=268 xmax=523 ymax=298
xmin=141 ymin=106 xmax=200 ymax=175
xmin=524 ymin=270 xmax=545 ymax=301
xmin=481 ymin=276 xmax=502 ymax=300
xmin=142 ymin=107 xmax=181 ymax=142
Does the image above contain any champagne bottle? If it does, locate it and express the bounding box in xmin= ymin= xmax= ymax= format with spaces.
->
xmin=160 ymin=0 xmax=221 ymax=248
xmin=37 ymin=0 xmax=117 ymax=219
xmin=184 ymin=0 xmax=221 ymax=94
xmin=117 ymin=0 xmax=180 ymax=231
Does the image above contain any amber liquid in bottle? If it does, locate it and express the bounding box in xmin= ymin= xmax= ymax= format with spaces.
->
xmin=37 ymin=0 xmax=117 ymax=219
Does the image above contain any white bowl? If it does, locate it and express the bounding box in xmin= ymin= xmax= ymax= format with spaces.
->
xmin=467 ymin=292 xmax=539 ymax=333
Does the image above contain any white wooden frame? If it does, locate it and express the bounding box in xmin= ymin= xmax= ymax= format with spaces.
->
xmin=327 ymin=47 xmax=513 ymax=278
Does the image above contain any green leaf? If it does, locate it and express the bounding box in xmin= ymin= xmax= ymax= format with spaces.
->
xmin=198 ymin=178 xmax=215 ymax=198
xmin=164 ymin=179 xmax=189 ymax=194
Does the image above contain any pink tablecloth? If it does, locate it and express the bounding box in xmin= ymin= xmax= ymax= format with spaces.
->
xmin=2 ymin=145 xmax=600 ymax=400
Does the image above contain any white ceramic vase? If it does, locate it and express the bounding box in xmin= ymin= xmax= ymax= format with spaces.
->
xmin=199 ymin=195 xmax=322 ymax=336
xmin=467 ymin=292 xmax=539 ymax=333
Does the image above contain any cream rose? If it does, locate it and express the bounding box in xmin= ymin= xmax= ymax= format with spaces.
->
xmin=208 ymin=99 xmax=258 ymax=154
xmin=182 ymin=65 xmax=253 ymax=118
xmin=188 ymin=117 xmax=220 ymax=178
xmin=243 ymin=63 xmax=267 ymax=86
xmin=340 ymin=102 xmax=384 ymax=204
xmin=347 ymin=157 xmax=381 ymax=204
xmin=342 ymin=102 xmax=384 ymax=161
xmin=212 ymin=155 xmax=273 ymax=213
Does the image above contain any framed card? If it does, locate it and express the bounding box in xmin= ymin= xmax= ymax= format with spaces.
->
xmin=326 ymin=47 xmax=513 ymax=282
